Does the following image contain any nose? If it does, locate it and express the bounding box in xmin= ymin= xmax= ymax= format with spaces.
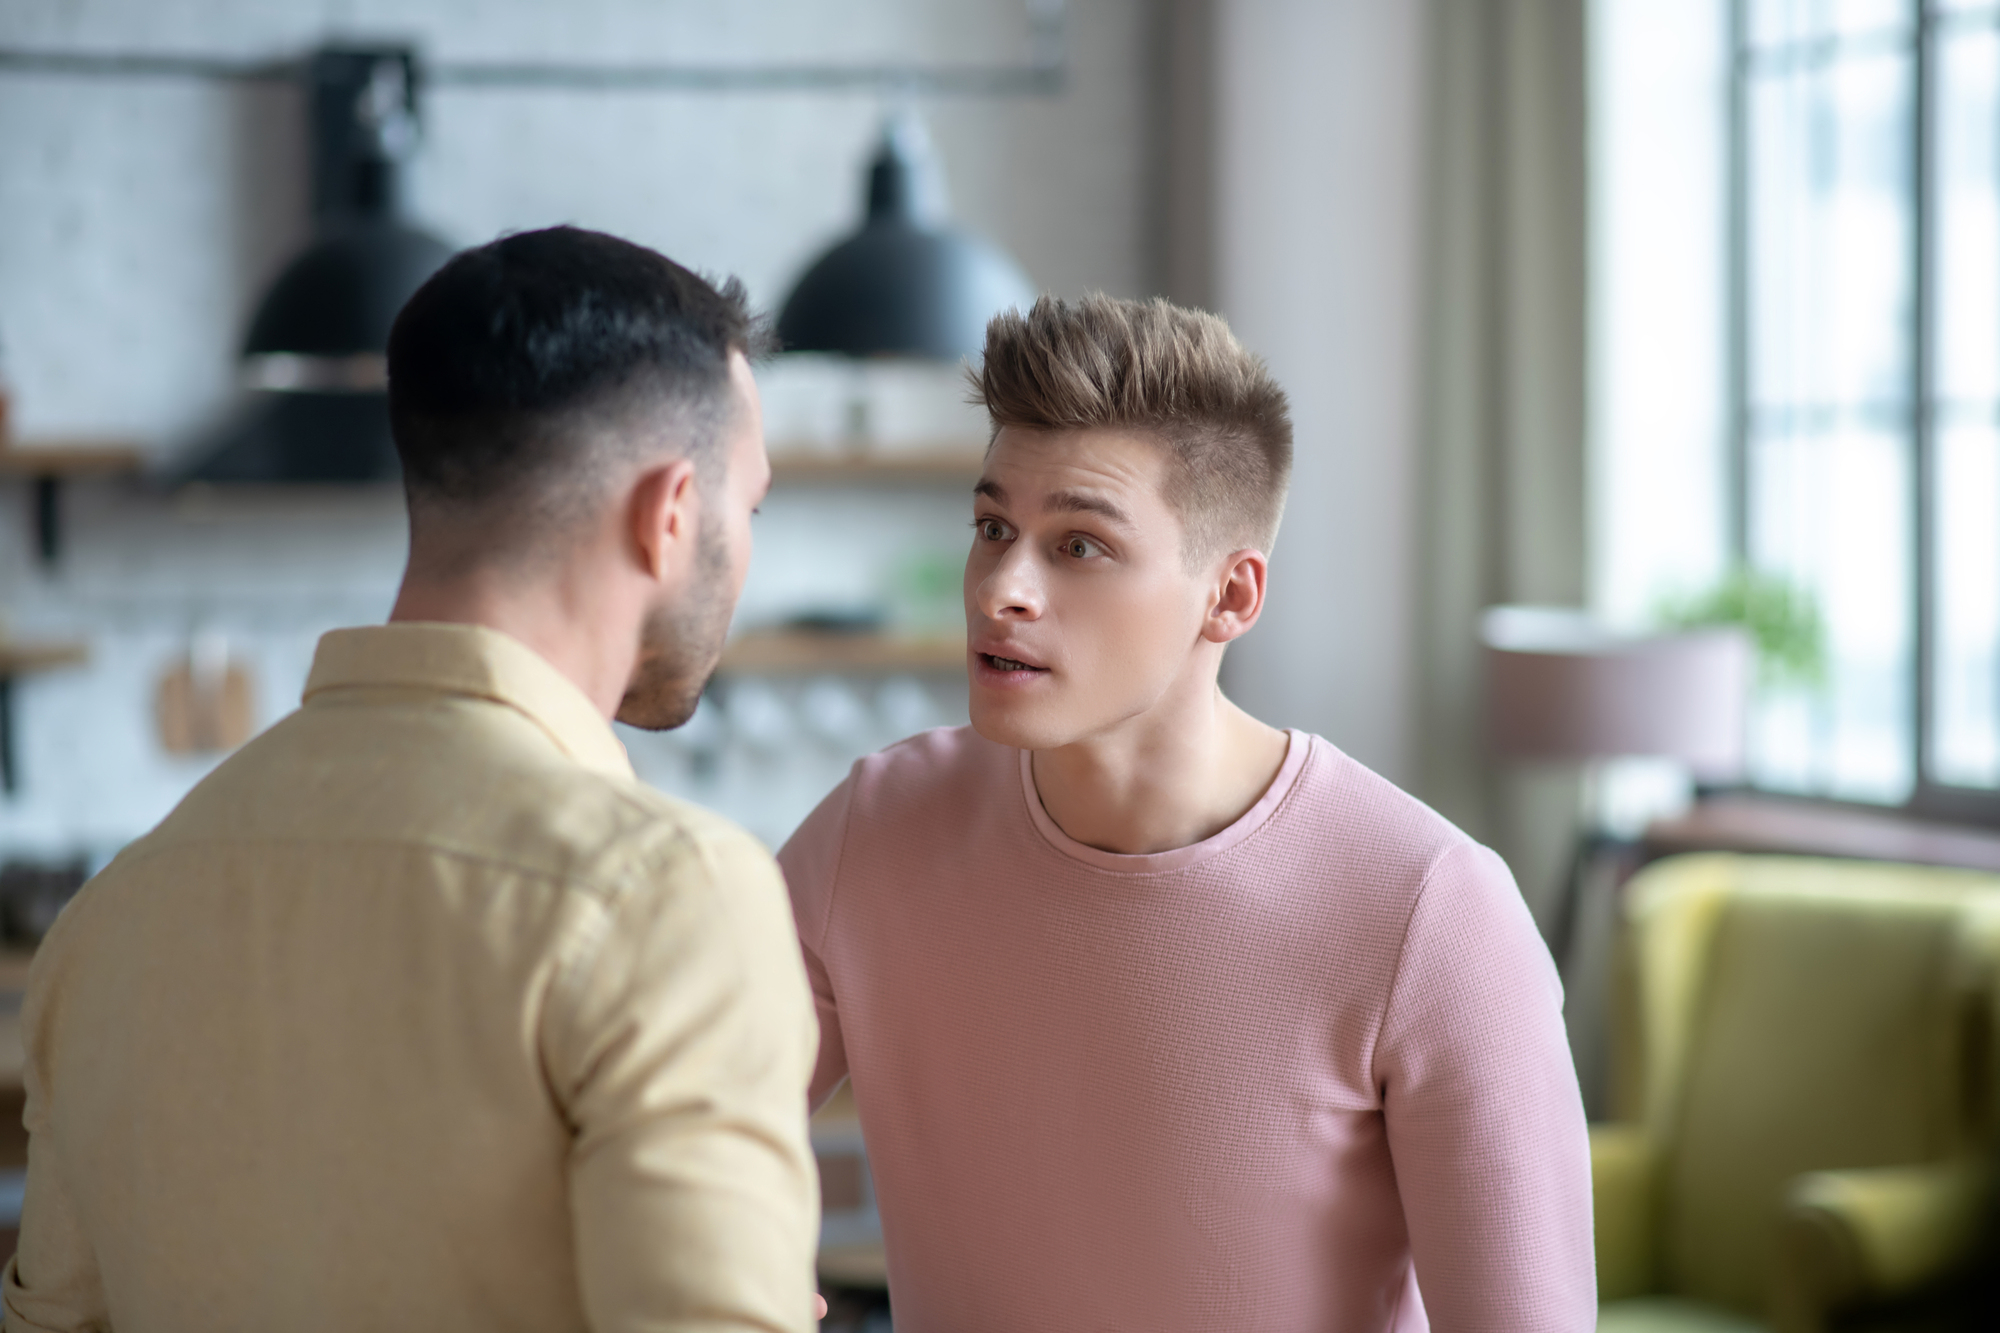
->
xmin=972 ymin=540 xmax=1044 ymax=622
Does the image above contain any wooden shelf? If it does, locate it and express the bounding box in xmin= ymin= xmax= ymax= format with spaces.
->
xmin=0 ymin=641 xmax=88 ymax=675
xmin=718 ymin=629 xmax=964 ymax=675
xmin=767 ymin=447 xmax=983 ymax=486
xmin=0 ymin=440 xmax=149 ymax=568
xmin=0 ymin=440 xmax=147 ymax=477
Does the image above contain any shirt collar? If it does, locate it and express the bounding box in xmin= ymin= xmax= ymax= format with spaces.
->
xmin=303 ymin=622 xmax=635 ymax=779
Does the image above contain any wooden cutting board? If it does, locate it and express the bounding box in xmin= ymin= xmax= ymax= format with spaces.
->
xmin=157 ymin=656 xmax=256 ymax=755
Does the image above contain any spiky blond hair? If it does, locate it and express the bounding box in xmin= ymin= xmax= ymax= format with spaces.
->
xmin=972 ymin=294 xmax=1293 ymax=560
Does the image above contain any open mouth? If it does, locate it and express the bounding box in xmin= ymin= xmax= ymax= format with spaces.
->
xmin=979 ymin=653 xmax=1048 ymax=674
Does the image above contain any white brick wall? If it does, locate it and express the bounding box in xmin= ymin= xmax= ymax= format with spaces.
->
xmin=0 ymin=0 xmax=1152 ymax=856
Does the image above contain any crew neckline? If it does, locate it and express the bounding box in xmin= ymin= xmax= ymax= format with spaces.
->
xmin=1017 ymin=729 xmax=1311 ymax=875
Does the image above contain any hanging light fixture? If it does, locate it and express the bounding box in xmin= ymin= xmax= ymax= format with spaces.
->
xmin=180 ymin=47 xmax=452 ymax=484
xmin=776 ymin=115 xmax=1035 ymax=362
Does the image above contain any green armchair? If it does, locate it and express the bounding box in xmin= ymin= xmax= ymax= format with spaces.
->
xmin=1591 ymin=854 xmax=2000 ymax=1332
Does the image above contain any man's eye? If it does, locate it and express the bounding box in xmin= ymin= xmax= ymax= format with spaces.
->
xmin=1065 ymin=536 xmax=1102 ymax=558
xmin=976 ymin=518 xmax=1011 ymax=541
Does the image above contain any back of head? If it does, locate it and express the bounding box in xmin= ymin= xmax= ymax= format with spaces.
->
xmin=973 ymin=294 xmax=1293 ymax=560
xmin=387 ymin=226 xmax=764 ymax=554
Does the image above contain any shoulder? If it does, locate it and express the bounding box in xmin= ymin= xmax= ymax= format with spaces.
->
xmin=849 ymin=723 xmax=1015 ymax=804
xmin=1273 ymin=737 xmax=1554 ymax=1053
xmin=404 ymin=740 xmax=787 ymax=912
xmin=128 ymin=715 xmax=782 ymax=916
xmin=778 ymin=726 xmax=1017 ymax=946
xmin=407 ymin=732 xmax=782 ymax=901
xmin=1230 ymin=734 xmax=1524 ymax=1000
xmin=559 ymin=777 xmax=785 ymax=915
xmin=790 ymin=724 xmax=1016 ymax=851
xmin=511 ymin=778 xmax=806 ymax=1042
xmin=1300 ymin=737 xmax=1553 ymax=1028
xmin=1277 ymin=732 xmax=1495 ymax=900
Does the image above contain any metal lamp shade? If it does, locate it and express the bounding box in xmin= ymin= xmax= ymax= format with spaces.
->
xmin=777 ymin=117 xmax=1034 ymax=361
xmin=180 ymin=222 xmax=449 ymax=485
xmin=179 ymin=394 xmax=402 ymax=484
xmin=778 ymin=224 xmax=1034 ymax=361
xmin=177 ymin=221 xmax=450 ymax=484
xmin=1482 ymin=606 xmax=1752 ymax=782
xmin=179 ymin=47 xmax=451 ymax=486
xmin=244 ymin=222 xmax=452 ymax=359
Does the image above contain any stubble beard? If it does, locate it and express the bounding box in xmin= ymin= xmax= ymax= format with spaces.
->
xmin=616 ymin=524 xmax=733 ymax=732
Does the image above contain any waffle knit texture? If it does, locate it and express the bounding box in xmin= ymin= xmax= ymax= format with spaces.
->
xmin=780 ymin=726 xmax=1595 ymax=1332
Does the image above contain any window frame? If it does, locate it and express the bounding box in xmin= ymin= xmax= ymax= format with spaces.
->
xmin=1727 ymin=0 xmax=2000 ymax=827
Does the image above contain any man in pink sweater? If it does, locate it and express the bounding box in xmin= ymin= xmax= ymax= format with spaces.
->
xmin=779 ymin=296 xmax=1594 ymax=1331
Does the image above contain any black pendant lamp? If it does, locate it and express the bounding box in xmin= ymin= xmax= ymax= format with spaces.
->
xmin=181 ymin=47 xmax=452 ymax=483
xmin=777 ymin=116 xmax=1035 ymax=361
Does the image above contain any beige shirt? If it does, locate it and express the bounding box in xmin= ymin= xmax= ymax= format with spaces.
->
xmin=2 ymin=624 xmax=819 ymax=1333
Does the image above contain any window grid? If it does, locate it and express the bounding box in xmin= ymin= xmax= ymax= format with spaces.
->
xmin=1732 ymin=0 xmax=2000 ymax=821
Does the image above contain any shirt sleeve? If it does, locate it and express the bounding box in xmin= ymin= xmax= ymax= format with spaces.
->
xmin=776 ymin=776 xmax=855 ymax=1111
xmin=544 ymin=823 xmax=821 ymax=1333
xmin=2 ymin=1127 xmax=109 ymax=1332
xmin=1374 ymin=840 xmax=1596 ymax=1332
xmin=3 ymin=920 xmax=109 ymax=1333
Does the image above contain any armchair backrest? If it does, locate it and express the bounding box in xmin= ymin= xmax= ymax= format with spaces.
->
xmin=1616 ymin=854 xmax=2000 ymax=1314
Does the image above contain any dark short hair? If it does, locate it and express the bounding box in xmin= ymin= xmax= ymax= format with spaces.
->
xmin=387 ymin=225 xmax=767 ymax=507
xmin=974 ymin=294 xmax=1292 ymax=559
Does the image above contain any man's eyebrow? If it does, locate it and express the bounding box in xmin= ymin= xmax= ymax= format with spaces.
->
xmin=973 ymin=479 xmax=1134 ymax=527
xmin=1044 ymin=489 xmax=1134 ymax=526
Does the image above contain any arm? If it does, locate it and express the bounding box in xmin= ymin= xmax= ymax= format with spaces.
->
xmin=777 ymin=777 xmax=857 ymax=1111
xmin=2 ymin=1136 xmax=110 ymax=1333
xmin=1375 ymin=841 xmax=1597 ymax=1332
xmin=547 ymin=825 xmax=821 ymax=1333
xmin=3 ymin=934 xmax=110 ymax=1333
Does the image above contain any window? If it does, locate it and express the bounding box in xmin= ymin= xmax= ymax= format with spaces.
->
xmin=1735 ymin=0 xmax=2000 ymax=818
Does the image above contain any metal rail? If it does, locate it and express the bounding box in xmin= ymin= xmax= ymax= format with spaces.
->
xmin=0 ymin=3 xmax=1067 ymax=98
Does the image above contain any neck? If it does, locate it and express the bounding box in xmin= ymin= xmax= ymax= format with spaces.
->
xmin=389 ymin=555 xmax=639 ymax=721
xmin=1029 ymin=668 xmax=1290 ymax=856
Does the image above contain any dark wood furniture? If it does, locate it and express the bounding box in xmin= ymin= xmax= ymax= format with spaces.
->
xmin=1644 ymin=792 xmax=2000 ymax=873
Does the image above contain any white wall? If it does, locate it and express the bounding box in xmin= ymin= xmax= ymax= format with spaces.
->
xmin=1212 ymin=0 xmax=1430 ymax=784
xmin=1 ymin=0 xmax=1155 ymax=442
xmin=0 ymin=0 xmax=1156 ymax=858
xmin=1588 ymin=0 xmax=1731 ymax=627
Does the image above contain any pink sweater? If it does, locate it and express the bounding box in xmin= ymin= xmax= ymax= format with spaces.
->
xmin=779 ymin=727 xmax=1594 ymax=1332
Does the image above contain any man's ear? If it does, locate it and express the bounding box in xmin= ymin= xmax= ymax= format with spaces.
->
xmin=1201 ymin=548 xmax=1269 ymax=645
xmin=628 ymin=457 xmax=702 ymax=583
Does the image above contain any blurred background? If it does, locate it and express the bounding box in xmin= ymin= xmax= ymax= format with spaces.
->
xmin=5 ymin=1 xmax=2000 ymax=1328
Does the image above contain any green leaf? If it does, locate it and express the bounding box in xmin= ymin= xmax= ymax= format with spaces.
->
xmin=1654 ymin=567 xmax=1827 ymax=691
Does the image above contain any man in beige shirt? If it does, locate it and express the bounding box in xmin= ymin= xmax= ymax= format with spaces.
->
xmin=2 ymin=227 xmax=819 ymax=1332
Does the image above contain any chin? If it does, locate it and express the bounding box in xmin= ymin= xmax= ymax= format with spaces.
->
xmin=616 ymin=666 xmax=713 ymax=732
xmin=968 ymin=692 xmax=1081 ymax=752
xmin=616 ymin=695 xmax=699 ymax=732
